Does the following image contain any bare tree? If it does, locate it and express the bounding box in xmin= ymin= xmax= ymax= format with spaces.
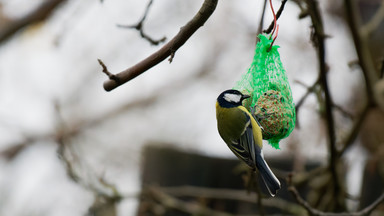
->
xmin=0 ymin=0 xmax=383 ymax=215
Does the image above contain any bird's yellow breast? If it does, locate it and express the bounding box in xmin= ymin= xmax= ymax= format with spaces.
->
xmin=216 ymin=102 xmax=263 ymax=148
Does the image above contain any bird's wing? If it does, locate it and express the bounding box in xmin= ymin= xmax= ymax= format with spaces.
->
xmin=239 ymin=115 xmax=281 ymax=196
xmin=230 ymin=114 xmax=257 ymax=169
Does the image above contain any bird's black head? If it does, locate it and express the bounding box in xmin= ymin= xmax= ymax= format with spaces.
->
xmin=217 ymin=89 xmax=250 ymax=108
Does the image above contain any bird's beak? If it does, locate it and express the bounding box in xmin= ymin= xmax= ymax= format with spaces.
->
xmin=242 ymin=94 xmax=250 ymax=100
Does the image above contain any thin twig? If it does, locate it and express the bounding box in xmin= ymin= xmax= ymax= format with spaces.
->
xmin=288 ymin=186 xmax=325 ymax=216
xmin=54 ymin=103 xmax=123 ymax=201
xmin=294 ymin=79 xmax=320 ymax=113
xmin=357 ymin=193 xmax=384 ymax=216
xmin=344 ymin=0 xmax=379 ymax=103
xmin=101 ymin=0 xmax=218 ymax=92
xmin=290 ymin=166 xmax=328 ymax=186
xmin=295 ymin=78 xmax=353 ymax=123
xmin=117 ymin=0 xmax=166 ymax=45
xmin=333 ymin=104 xmax=353 ymax=119
xmin=252 ymin=171 xmax=265 ymax=216
xmin=289 ymin=185 xmax=384 ymax=216
xmin=337 ymin=102 xmax=370 ymax=156
xmin=294 ymin=78 xmax=320 ymax=129
xmin=0 ymin=134 xmax=53 ymax=160
xmin=361 ymin=0 xmax=384 ymax=37
xmin=291 ymin=0 xmax=308 ymax=19
xmin=97 ymin=59 xmax=120 ymax=82
xmin=263 ymin=0 xmax=288 ymax=34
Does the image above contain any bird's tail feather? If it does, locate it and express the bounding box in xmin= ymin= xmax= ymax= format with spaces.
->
xmin=256 ymin=154 xmax=281 ymax=197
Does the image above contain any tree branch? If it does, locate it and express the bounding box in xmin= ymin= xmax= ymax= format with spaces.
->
xmin=289 ymin=185 xmax=384 ymax=216
xmin=1 ymin=49 xmax=219 ymax=161
xmin=305 ymin=0 xmax=343 ymax=210
xmin=0 ymin=0 xmax=66 ymax=43
xmin=300 ymin=0 xmax=352 ymax=211
xmin=160 ymin=185 xmax=306 ymax=215
xmin=143 ymin=185 xmax=305 ymax=216
xmin=257 ymin=0 xmax=268 ymax=38
xmin=100 ymin=0 xmax=218 ymax=92
xmin=144 ymin=186 xmax=233 ymax=216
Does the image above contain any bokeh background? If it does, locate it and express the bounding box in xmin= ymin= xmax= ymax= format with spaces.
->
xmin=0 ymin=0 xmax=383 ymax=215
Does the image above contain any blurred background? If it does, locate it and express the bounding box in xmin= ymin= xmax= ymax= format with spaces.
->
xmin=0 ymin=0 xmax=383 ymax=215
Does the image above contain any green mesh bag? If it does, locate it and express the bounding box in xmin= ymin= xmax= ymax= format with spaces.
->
xmin=234 ymin=34 xmax=295 ymax=149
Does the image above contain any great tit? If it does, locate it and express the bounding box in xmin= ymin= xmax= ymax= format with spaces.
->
xmin=216 ymin=89 xmax=281 ymax=196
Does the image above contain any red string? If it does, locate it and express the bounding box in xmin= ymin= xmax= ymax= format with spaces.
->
xmin=268 ymin=0 xmax=278 ymax=52
xmin=268 ymin=25 xmax=279 ymax=52
xmin=269 ymin=0 xmax=277 ymax=39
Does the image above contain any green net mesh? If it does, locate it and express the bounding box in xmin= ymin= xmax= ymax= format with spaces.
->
xmin=234 ymin=34 xmax=295 ymax=149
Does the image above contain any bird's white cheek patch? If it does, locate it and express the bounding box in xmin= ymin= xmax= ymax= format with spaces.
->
xmin=224 ymin=93 xmax=241 ymax=103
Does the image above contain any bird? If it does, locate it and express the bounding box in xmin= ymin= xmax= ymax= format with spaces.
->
xmin=215 ymin=89 xmax=281 ymax=196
